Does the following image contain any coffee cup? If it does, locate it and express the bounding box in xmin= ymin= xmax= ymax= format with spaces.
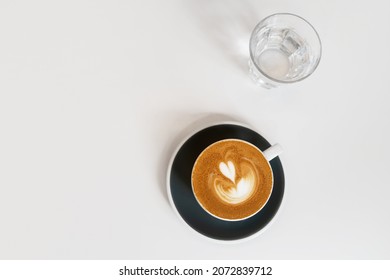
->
xmin=191 ymin=139 xmax=282 ymax=221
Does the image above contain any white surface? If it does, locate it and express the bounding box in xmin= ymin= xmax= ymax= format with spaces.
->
xmin=0 ymin=0 xmax=389 ymax=259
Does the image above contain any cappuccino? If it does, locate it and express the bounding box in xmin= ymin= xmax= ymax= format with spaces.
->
xmin=191 ymin=139 xmax=273 ymax=221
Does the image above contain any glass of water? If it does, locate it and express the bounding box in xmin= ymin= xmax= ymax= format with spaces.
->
xmin=249 ymin=13 xmax=322 ymax=88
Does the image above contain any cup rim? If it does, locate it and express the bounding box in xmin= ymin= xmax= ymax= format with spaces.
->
xmin=191 ymin=138 xmax=274 ymax=222
xmin=249 ymin=12 xmax=322 ymax=84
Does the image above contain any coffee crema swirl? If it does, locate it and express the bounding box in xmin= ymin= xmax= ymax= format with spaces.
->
xmin=192 ymin=139 xmax=273 ymax=221
xmin=213 ymin=159 xmax=258 ymax=204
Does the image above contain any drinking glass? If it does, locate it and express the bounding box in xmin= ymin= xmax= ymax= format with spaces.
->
xmin=249 ymin=13 xmax=322 ymax=89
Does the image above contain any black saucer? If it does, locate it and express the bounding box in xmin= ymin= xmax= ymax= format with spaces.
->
xmin=167 ymin=123 xmax=285 ymax=242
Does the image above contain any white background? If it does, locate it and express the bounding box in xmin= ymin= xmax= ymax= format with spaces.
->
xmin=0 ymin=0 xmax=389 ymax=259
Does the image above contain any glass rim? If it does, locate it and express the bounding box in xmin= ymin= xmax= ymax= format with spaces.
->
xmin=249 ymin=13 xmax=322 ymax=84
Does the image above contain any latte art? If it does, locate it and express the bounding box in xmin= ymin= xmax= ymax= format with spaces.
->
xmin=214 ymin=160 xmax=257 ymax=204
xmin=192 ymin=139 xmax=273 ymax=221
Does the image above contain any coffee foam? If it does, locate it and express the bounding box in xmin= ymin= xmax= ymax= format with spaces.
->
xmin=192 ymin=139 xmax=273 ymax=220
xmin=215 ymin=159 xmax=257 ymax=204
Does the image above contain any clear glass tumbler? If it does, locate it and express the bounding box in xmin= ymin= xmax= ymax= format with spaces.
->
xmin=249 ymin=13 xmax=322 ymax=89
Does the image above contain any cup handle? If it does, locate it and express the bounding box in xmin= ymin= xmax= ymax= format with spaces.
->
xmin=263 ymin=143 xmax=283 ymax=161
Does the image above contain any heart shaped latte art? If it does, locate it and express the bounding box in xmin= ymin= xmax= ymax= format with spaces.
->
xmin=214 ymin=160 xmax=257 ymax=204
xmin=219 ymin=161 xmax=236 ymax=183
